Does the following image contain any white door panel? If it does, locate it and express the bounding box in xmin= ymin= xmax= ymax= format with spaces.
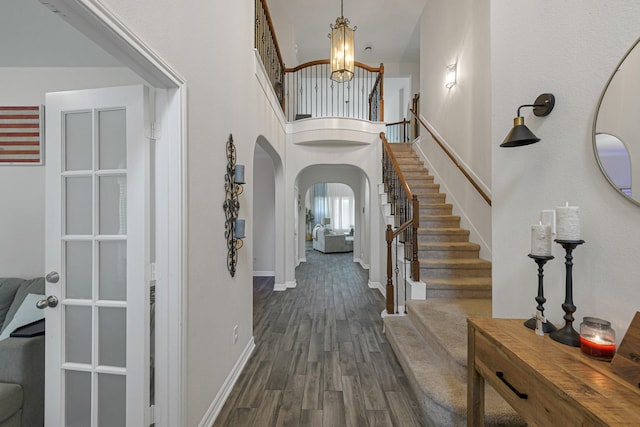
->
xmin=45 ymin=85 xmax=149 ymax=427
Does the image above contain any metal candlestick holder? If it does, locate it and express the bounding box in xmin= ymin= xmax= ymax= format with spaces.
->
xmin=524 ymin=254 xmax=557 ymax=333
xmin=550 ymin=239 xmax=585 ymax=347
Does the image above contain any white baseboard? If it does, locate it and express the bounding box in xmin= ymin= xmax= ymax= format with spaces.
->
xmin=286 ymin=280 xmax=297 ymax=289
xmin=381 ymin=308 xmax=406 ymax=318
xmin=368 ymin=281 xmax=384 ymax=296
xmin=274 ymin=282 xmax=287 ymax=291
xmin=199 ymin=337 xmax=255 ymax=427
xmin=253 ymin=270 xmax=275 ymax=277
xmin=299 ymin=257 xmax=307 ymax=263
xmin=354 ymin=258 xmax=370 ymax=269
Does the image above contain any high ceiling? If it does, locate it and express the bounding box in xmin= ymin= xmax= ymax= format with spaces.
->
xmin=268 ymin=0 xmax=426 ymax=66
xmin=0 ymin=0 xmax=119 ymax=66
xmin=0 ymin=0 xmax=425 ymax=68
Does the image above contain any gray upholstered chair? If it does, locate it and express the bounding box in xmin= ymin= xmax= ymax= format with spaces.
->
xmin=0 ymin=278 xmax=45 ymax=427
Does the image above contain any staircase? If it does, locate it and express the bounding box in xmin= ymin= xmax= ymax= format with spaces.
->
xmin=389 ymin=143 xmax=492 ymax=299
xmin=382 ymin=143 xmax=525 ymax=426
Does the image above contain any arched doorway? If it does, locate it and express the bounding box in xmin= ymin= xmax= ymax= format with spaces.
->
xmin=295 ymin=164 xmax=372 ymax=273
xmin=253 ymin=136 xmax=285 ymax=289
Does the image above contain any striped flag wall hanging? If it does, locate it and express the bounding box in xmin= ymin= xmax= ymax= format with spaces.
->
xmin=0 ymin=106 xmax=44 ymax=165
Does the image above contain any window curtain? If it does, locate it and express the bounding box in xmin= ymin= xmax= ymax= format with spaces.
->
xmin=313 ymin=182 xmax=354 ymax=231
xmin=313 ymin=183 xmax=328 ymax=225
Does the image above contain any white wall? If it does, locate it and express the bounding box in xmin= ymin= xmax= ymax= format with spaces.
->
xmin=417 ymin=0 xmax=492 ymax=258
xmin=253 ymin=149 xmax=276 ymax=275
xmin=283 ymin=118 xmax=385 ymax=291
xmin=266 ymin=0 xmax=298 ymax=67
xmin=384 ymin=76 xmax=412 ymax=123
xmin=0 ymin=67 xmax=143 ymax=278
xmin=491 ymin=0 xmax=640 ymax=340
xmin=383 ymin=61 xmax=420 ymax=102
xmin=96 ymin=1 xmax=292 ymax=424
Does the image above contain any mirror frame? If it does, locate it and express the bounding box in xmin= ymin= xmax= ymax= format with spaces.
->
xmin=592 ymin=35 xmax=640 ymax=207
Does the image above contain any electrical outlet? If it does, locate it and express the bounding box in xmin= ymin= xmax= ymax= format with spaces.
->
xmin=233 ymin=325 xmax=238 ymax=344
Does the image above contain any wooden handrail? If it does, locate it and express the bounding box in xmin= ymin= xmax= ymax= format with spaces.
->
xmin=257 ymin=0 xmax=285 ymax=72
xmin=380 ymin=132 xmax=413 ymax=198
xmin=381 ymin=132 xmax=420 ymax=314
xmin=284 ymin=59 xmax=383 ymax=74
xmin=410 ymin=109 xmax=492 ymax=206
xmin=385 ymin=119 xmax=411 ymax=127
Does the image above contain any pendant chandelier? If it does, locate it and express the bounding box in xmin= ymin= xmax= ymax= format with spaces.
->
xmin=329 ymin=0 xmax=356 ymax=83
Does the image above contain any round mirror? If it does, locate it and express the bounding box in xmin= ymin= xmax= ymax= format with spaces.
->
xmin=593 ymin=36 xmax=640 ymax=206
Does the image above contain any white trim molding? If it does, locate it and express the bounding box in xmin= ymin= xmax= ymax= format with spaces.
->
xmin=285 ymin=280 xmax=297 ymax=289
xmin=274 ymin=282 xmax=287 ymax=292
xmin=368 ymin=281 xmax=383 ymax=295
xmin=198 ymin=337 xmax=256 ymax=427
xmin=253 ymin=270 xmax=276 ymax=277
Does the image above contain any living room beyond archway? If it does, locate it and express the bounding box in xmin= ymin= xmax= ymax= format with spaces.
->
xmin=306 ymin=182 xmax=355 ymax=255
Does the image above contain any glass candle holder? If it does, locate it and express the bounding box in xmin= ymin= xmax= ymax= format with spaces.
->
xmin=579 ymin=317 xmax=616 ymax=361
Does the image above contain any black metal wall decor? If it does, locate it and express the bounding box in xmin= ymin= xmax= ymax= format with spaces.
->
xmin=223 ymin=134 xmax=245 ymax=277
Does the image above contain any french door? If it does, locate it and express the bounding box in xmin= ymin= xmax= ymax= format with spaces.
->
xmin=44 ymin=85 xmax=150 ymax=426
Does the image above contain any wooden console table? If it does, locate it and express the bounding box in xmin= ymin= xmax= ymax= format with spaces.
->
xmin=467 ymin=318 xmax=640 ymax=426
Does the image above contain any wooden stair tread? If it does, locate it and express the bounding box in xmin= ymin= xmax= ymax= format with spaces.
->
xmin=419 ymin=214 xmax=460 ymax=220
xmin=419 ymin=241 xmax=480 ymax=249
xmin=418 ymin=227 xmax=469 ymax=234
xmin=425 ymin=276 xmax=492 ymax=287
xmin=420 ymin=258 xmax=491 ymax=268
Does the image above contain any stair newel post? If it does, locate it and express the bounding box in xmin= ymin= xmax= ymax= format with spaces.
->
xmin=386 ymin=224 xmax=395 ymax=315
xmin=411 ymin=195 xmax=420 ymax=281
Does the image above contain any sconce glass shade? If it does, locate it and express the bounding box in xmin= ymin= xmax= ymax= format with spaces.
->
xmin=235 ymin=219 xmax=246 ymax=239
xmin=330 ymin=8 xmax=356 ymax=82
xmin=234 ymin=165 xmax=245 ymax=184
xmin=445 ymin=63 xmax=457 ymax=88
xmin=500 ymin=116 xmax=540 ymax=147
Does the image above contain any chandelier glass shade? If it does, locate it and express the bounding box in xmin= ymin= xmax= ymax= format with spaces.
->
xmin=330 ymin=1 xmax=356 ymax=83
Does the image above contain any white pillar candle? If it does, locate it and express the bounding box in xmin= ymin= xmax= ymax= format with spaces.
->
xmin=234 ymin=164 xmax=245 ymax=184
xmin=235 ymin=219 xmax=245 ymax=239
xmin=556 ymin=202 xmax=580 ymax=240
xmin=531 ymin=222 xmax=552 ymax=256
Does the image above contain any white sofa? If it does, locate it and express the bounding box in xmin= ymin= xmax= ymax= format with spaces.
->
xmin=312 ymin=228 xmax=353 ymax=253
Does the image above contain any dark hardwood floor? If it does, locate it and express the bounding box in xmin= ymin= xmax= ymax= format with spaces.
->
xmin=213 ymin=243 xmax=427 ymax=427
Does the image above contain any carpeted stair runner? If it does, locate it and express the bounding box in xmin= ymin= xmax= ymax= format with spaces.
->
xmin=382 ymin=143 xmax=524 ymax=425
xmin=384 ymin=300 xmax=525 ymax=426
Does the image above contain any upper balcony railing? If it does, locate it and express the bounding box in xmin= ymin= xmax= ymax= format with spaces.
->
xmin=284 ymin=61 xmax=384 ymax=122
xmin=255 ymin=0 xmax=285 ymax=109
xmin=255 ymin=0 xmax=384 ymax=122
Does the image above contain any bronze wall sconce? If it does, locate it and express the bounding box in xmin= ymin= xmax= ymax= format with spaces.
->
xmin=223 ymin=134 xmax=245 ymax=277
xmin=501 ymin=93 xmax=555 ymax=147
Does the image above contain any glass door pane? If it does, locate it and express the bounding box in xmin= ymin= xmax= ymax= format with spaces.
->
xmin=65 ymin=371 xmax=91 ymax=427
xmin=62 ymin=106 xmax=129 ymax=426
xmin=98 ymin=374 xmax=126 ymax=426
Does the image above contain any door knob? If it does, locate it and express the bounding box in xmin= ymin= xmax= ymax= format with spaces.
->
xmin=46 ymin=271 xmax=60 ymax=283
xmin=36 ymin=296 xmax=59 ymax=309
